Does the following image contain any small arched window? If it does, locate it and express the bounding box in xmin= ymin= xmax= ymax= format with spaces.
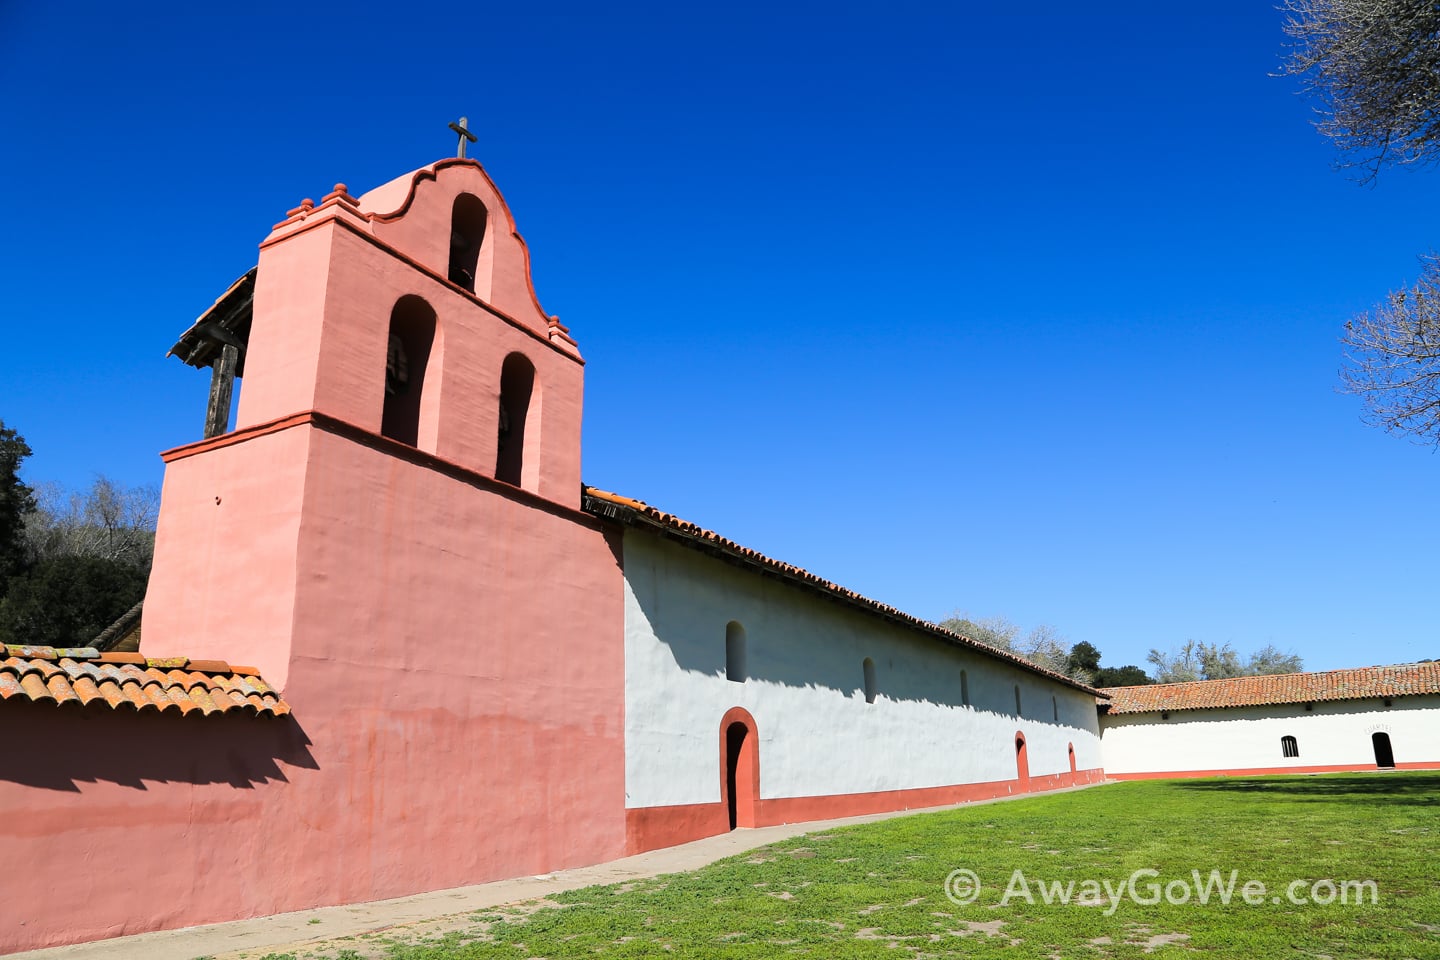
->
xmin=725 ymin=621 xmax=746 ymax=682
xmin=1052 ymin=695 xmax=1059 ymax=723
xmin=381 ymin=295 xmax=438 ymax=448
xmin=1281 ymin=735 xmax=1299 ymax=758
xmin=1014 ymin=685 xmax=1023 ymax=717
xmin=496 ymin=352 xmax=538 ymax=488
xmin=960 ymin=669 xmax=969 ymax=707
xmin=863 ymin=657 xmax=877 ymax=704
xmin=448 ymin=193 xmax=488 ymax=292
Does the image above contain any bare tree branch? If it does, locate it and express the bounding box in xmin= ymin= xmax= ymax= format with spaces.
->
xmin=1281 ymin=0 xmax=1440 ymax=180
xmin=24 ymin=476 xmax=159 ymax=570
xmin=1340 ymin=252 xmax=1440 ymax=442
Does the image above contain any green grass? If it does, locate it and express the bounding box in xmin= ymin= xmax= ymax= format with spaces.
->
xmin=264 ymin=773 xmax=1440 ymax=959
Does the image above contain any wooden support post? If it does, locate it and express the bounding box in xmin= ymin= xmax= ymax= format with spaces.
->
xmin=203 ymin=342 xmax=239 ymax=439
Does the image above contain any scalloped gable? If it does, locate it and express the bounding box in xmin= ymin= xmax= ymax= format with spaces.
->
xmin=357 ymin=159 xmax=554 ymax=336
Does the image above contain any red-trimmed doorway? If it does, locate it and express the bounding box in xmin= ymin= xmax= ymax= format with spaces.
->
xmin=721 ymin=708 xmax=759 ymax=829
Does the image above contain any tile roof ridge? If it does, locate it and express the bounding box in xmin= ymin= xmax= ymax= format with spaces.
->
xmin=0 ymin=645 xmax=248 ymax=674
xmin=1098 ymin=660 xmax=1440 ymax=693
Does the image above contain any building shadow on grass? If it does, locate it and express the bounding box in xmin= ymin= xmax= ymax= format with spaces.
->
xmin=1172 ymin=772 xmax=1440 ymax=805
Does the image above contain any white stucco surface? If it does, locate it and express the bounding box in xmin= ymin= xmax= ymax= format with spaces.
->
xmin=622 ymin=533 xmax=1102 ymax=809
xmin=1100 ymin=695 xmax=1440 ymax=774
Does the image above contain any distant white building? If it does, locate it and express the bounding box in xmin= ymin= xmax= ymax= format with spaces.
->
xmin=1099 ymin=663 xmax=1440 ymax=778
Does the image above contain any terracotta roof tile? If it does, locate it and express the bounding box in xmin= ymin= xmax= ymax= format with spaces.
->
xmin=1100 ymin=661 xmax=1440 ymax=714
xmin=0 ymin=645 xmax=289 ymax=718
xmin=581 ymin=486 xmax=1103 ymax=696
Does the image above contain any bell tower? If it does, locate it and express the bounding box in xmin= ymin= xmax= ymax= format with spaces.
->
xmin=144 ymin=158 xmax=609 ymax=691
xmin=141 ymin=150 xmax=629 ymax=890
xmin=233 ymin=160 xmax=585 ymax=505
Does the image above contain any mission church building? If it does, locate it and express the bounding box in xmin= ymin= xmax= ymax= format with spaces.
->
xmin=0 ymin=154 xmax=1106 ymax=953
xmin=5 ymin=150 xmax=1438 ymax=955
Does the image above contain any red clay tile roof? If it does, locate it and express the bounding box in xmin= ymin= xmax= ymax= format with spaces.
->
xmin=0 ymin=645 xmax=289 ymax=717
xmin=581 ymin=487 xmax=1103 ymax=696
xmin=1100 ymin=661 xmax=1440 ymax=714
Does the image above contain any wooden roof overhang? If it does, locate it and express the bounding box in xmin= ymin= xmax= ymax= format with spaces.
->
xmin=167 ymin=267 xmax=256 ymax=377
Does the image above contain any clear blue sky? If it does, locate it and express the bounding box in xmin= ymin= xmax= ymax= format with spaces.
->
xmin=2 ymin=2 xmax=1435 ymax=673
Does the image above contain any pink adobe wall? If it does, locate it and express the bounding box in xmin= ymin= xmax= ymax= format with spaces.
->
xmin=0 ymin=703 xmax=309 ymax=952
xmin=143 ymin=421 xmax=309 ymax=690
xmin=2 ymin=421 xmax=627 ymax=954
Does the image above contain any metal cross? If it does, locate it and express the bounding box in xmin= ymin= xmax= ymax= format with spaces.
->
xmin=448 ymin=117 xmax=478 ymax=159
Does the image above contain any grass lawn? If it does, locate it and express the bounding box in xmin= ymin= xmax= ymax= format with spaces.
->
xmin=258 ymin=773 xmax=1440 ymax=959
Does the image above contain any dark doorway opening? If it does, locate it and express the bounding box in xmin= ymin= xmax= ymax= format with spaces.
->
xmin=1373 ymin=732 xmax=1395 ymax=769
xmin=726 ymin=721 xmax=748 ymax=830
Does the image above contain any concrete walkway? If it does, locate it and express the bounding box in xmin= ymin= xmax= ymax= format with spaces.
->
xmin=11 ymin=782 xmax=1108 ymax=960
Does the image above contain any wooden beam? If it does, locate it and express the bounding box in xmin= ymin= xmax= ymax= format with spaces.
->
xmin=203 ymin=342 xmax=240 ymax=439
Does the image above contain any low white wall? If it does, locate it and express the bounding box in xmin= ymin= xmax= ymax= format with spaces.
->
xmin=623 ymin=533 xmax=1102 ymax=809
xmin=1100 ymin=695 xmax=1440 ymax=775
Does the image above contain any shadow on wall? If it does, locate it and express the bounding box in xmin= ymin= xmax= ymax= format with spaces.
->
xmin=0 ymin=701 xmax=318 ymax=792
xmin=633 ymin=573 xmax=1078 ymax=726
xmin=1172 ymin=773 xmax=1440 ymax=805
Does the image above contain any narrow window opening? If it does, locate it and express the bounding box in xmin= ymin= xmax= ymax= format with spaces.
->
xmin=960 ymin=669 xmax=969 ymax=707
xmin=1372 ymin=732 xmax=1395 ymax=769
xmin=381 ymin=296 xmax=437 ymax=447
xmin=863 ymin=657 xmax=877 ymax=704
xmin=1052 ymin=695 xmax=1058 ymax=723
xmin=1014 ymin=685 xmax=1022 ymax=717
xmin=448 ymin=193 xmax=488 ymax=292
xmin=725 ymin=621 xmax=746 ymax=682
xmin=1281 ymin=735 xmax=1299 ymax=758
xmin=496 ymin=352 xmax=537 ymax=486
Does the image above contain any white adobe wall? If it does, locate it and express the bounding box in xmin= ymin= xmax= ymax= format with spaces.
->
xmin=622 ymin=533 xmax=1102 ymax=809
xmin=1100 ymin=695 xmax=1440 ymax=775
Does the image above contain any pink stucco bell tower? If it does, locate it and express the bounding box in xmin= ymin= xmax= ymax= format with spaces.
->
xmin=235 ymin=160 xmax=586 ymax=506
xmin=140 ymin=160 xmax=627 ymax=895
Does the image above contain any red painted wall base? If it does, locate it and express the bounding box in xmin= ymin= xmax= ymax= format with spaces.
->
xmin=624 ymin=767 xmax=1106 ymax=855
xmin=1109 ymin=761 xmax=1440 ymax=780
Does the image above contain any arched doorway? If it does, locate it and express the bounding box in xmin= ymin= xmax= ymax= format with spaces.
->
xmin=720 ymin=708 xmax=758 ymax=830
xmin=1015 ymin=731 xmax=1030 ymax=788
xmin=1373 ymin=732 xmax=1395 ymax=769
xmin=1067 ymin=742 xmax=1077 ymax=775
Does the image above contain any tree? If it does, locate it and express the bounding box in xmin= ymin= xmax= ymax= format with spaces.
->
xmin=1067 ymin=641 xmax=1102 ymax=676
xmin=1094 ymin=665 xmax=1153 ymax=687
xmin=938 ymin=613 xmax=1020 ymax=653
xmin=1282 ymin=0 xmax=1440 ymax=180
xmin=1148 ymin=640 xmax=1305 ymax=683
xmin=1020 ymin=624 xmax=1085 ymax=682
xmin=0 ymin=462 xmax=157 ymax=647
xmin=939 ymin=613 xmax=1101 ymax=683
xmin=1147 ymin=640 xmax=1205 ymax=684
xmin=1339 ymin=254 xmax=1440 ymax=443
xmin=0 ymin=420 xmax=37 ymax=595
xmin=24 ymin=476 xmax=159 ymax=570
xmin=1247 ymin=643 xmax=1306 ymax=676
xmin=0 ymin=554 xmax=147 ymax=648
xmin=1283 ymin=3 xmax=1440 ymax=442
